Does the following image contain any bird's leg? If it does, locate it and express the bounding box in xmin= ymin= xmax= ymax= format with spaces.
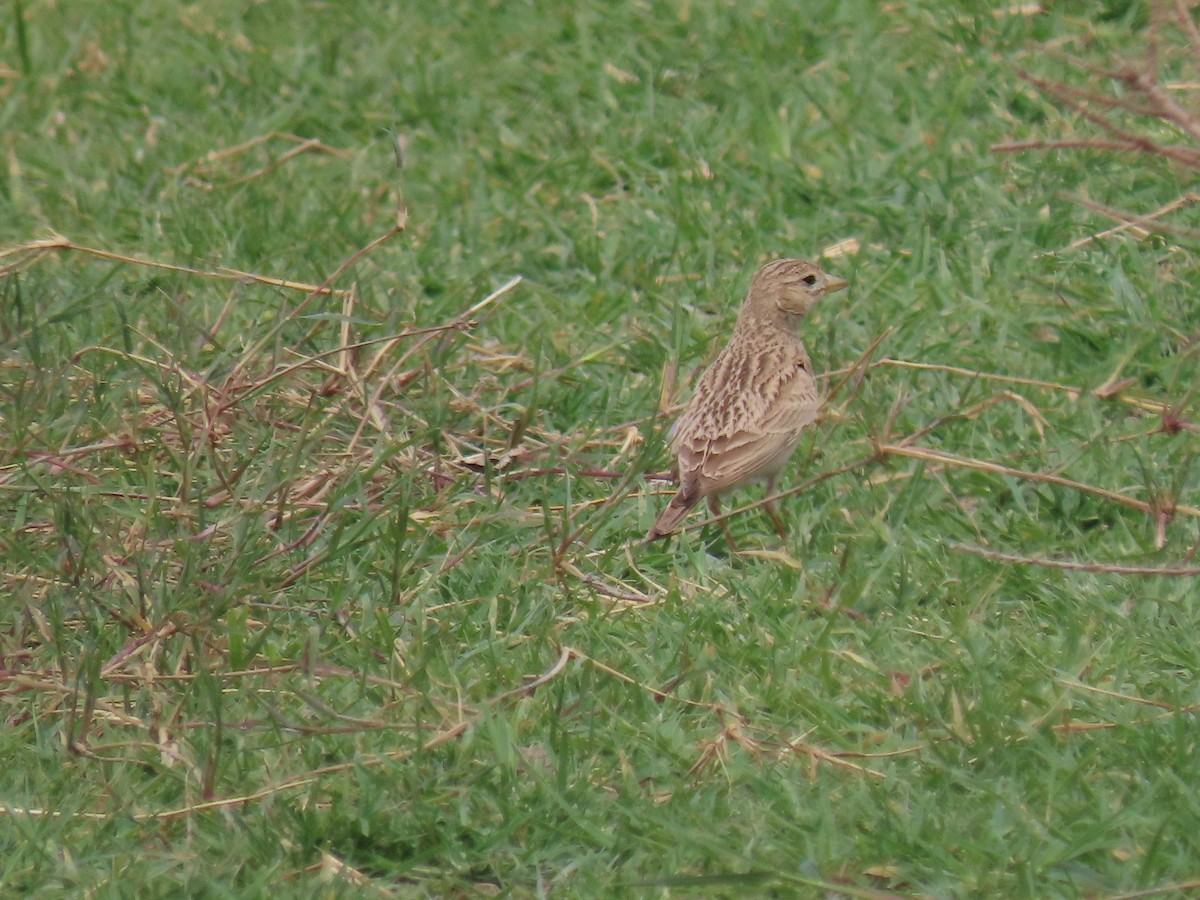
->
xmin=707 ymin=495 xmax=739 ymax=552
xmin=763 ymin=478 xmax=788 ymax=540
xmin=764 ymin=501 xmax=788 ymax=540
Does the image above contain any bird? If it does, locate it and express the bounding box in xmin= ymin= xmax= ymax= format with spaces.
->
xmin=647 ymin=257 xmax=847 ymax=543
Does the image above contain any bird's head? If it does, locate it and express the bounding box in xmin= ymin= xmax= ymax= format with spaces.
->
xmin=743 ymin=257 xmax=848 ymax=326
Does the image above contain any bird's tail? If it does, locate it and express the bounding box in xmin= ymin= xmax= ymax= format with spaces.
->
xmin=646 ymin=489 xmax=700 ymax=541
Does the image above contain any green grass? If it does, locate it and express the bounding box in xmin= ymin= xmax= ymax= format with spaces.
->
xmin=3 ymin=0 xmax=1200 ymax=896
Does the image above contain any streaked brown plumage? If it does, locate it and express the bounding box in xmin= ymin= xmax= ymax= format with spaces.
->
xmin=647 ymin=258 xmax=847 ymax=542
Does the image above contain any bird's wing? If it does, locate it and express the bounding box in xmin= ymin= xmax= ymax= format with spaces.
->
xmin=672 ymin=340 xmax=820 ymax=493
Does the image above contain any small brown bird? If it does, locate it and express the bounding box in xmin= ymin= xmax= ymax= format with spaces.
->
xmin=647 ymin=258 xmax=847 ymax=542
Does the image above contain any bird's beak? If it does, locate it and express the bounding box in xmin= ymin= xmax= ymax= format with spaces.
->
xmin=824 ymin=276 xmax=849 ymax=295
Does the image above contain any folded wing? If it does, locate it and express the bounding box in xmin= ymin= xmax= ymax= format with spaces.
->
xmin=672 ymin=341 xmax=820 ymax=495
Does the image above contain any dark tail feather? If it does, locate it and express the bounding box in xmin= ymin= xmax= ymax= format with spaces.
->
xmin=647 ymin=488 xmax=700 ymax=540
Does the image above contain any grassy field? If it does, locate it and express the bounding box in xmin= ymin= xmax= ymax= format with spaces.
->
xmin=3 ymin=0 xmax=1200 ymax=895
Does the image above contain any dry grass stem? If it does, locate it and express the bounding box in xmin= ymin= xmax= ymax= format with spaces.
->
xmin=167 ymin=131 xmax=354 ymax=186
xmin=881 ymin=443 xmax=1200 ymax=519
xmin=951 ymin=543 xmax=1200 ymax=576
xmin=994 ymin=1 xmax=1200 ymax=246
xmin=0 ymin=233 xmax=347 ymax=294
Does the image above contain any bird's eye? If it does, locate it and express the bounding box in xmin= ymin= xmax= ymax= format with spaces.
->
xmin=802 ymin=274 xmax=818 ymax=286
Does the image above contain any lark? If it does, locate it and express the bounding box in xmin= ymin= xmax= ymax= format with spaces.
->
xmin=647 ymin=258 xmax=847 ymax=542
